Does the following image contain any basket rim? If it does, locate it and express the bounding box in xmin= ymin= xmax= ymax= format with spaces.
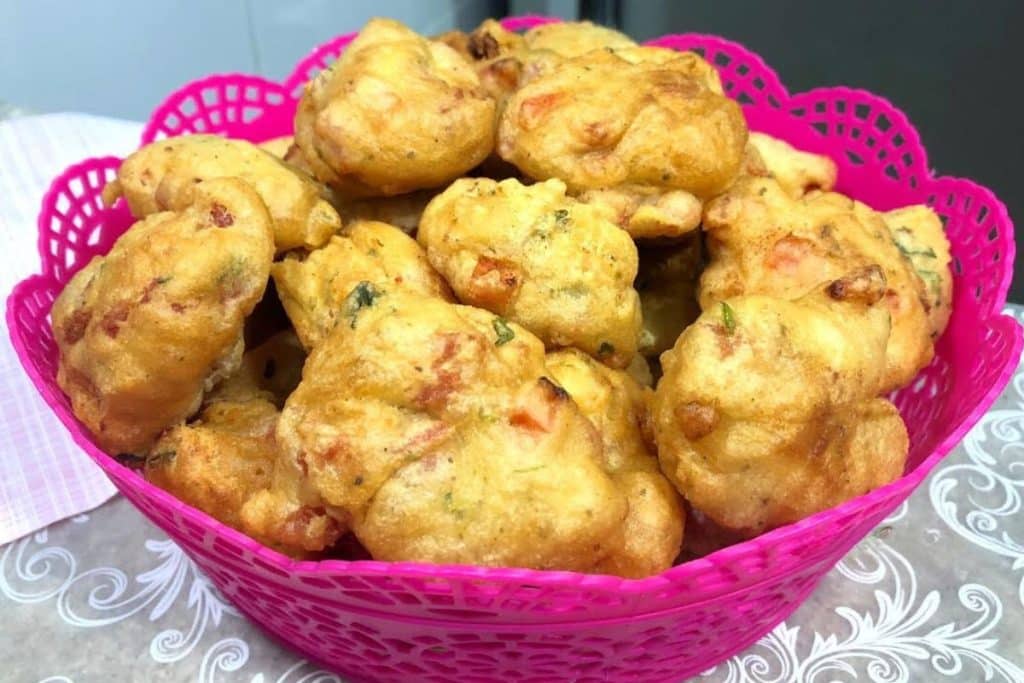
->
xmin=6 ymin=15 xmax=1023 ymax=606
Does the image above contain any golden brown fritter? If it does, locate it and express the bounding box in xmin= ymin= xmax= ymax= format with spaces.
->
xmin=273 ymin=220 xmax=453 ymax=349
xmin=418 ymin=177 xmax=642 ymax=367
xmin=144 ymin=392 xmax=278 ymax=535
xmin=882 ymin=205 xmax=953 ymax=338
xmin=701 ymin=176 xmax=933 ymax=390
xmin=748 ymin=132 xmax=838 ymax=198
xmin=636 ymin=235 xmax=703 ymax=357
xmin=522 ymin=20 xmax=636 ymax=56
xmin=497 ymin=48 xmax=747 ymax=198
xmin=274 ymin=290 xmax=628 ymax=571
xmin=52 ymin=178 xmax=274 ymax=455
xmin=576 ymin=185 xmax=702 ymax=241
xmin=294 ymin=18 xmax=496 ymax=197
xmin=653 ymin=268 xmax=908 ymax=537
xmin=103 ymin=135 xmax=340 ymax=253
xmin=546 ymin=349 xmax=682 ymax=578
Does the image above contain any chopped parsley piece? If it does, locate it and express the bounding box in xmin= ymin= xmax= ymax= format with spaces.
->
xmin=512 ymin=465 xmax=546 ymax=474
xmin=342 ymin=281 xmax=380 ymax=328
xmin=553 ymin=208 xmax=570 ymax=226
xmin=721 ymin=302 xmax=736 ymax=334
xmin=493 ymin=317 xmax=515 ymax=345
xmin=892 ymin=229 xmax=937 ymax=259
xmin=155 ymin=275 xmax=173 ymax=285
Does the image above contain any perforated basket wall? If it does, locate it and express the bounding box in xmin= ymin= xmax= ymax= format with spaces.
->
xmin=7 ymin=16 xmax=1022 ymax=683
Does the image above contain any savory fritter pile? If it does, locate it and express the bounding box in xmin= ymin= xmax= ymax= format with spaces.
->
xmin=273 ymin=291 xmax=629 ymax=570
xmin=52 ymin=17 xmax=955 ymax=576
xmin=497 ymin=47 xmax=747 ymax=198
xmin=53 ymin=178 xmax=274 ymax=454
xmin=653 ymin=268 xmax=909 ymax=537
xmin=294 ymin=18 xmax=496 ymax=197
xmin=418 ymin=177 xmax=642 ymax=367
xmin=103 ymin=135 xmax=340 ymax=253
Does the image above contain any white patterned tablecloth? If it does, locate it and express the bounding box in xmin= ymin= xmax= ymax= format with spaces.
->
xmin=1 ymin=109 xmax=1022 ymax=681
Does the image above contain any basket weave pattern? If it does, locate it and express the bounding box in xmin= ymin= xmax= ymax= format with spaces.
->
xmin=6 ymin=16 xmax=1021 ymax=682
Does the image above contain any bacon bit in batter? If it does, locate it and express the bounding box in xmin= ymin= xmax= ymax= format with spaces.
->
xmin=468 ymin=256 xmax=519 ymax=309
xmin=209 ymin=203 xmax=233 ymax=227
xmin=766 ymin=235 xmax=813 ymax=275
xmin=170 ymin=302 xmax=187 ymax=314
xmin=100 ymin=301 xmax=131 ymax=338
xmin=415 ymin=333 xmax=464 ymax=408
xmin=62 ymin=309 xmax=92 ymax=344
xmin=510 ymin=378 xmax=567 ymax=433
xmin=712 ymin=323 xmax=737 ymax=358
xmin=519 ymin=92 xmax=564 ymax=128
xmin=398 ymin=422 xmax=453 ymax=453
xmin=674 ymin=401 xmax=719 ymax=440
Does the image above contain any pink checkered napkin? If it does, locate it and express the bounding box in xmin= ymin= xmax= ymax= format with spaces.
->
xmin=0 ymin=113 xmax=142 ymax=544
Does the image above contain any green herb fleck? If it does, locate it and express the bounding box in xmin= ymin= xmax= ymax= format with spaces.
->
xmin=597 ymin=341 xmax=615 ymax=358
xmin=342 ymin=281 xmax=380 ymax=328
xmin=512 ymin=465 xmax=546 ymax=474
xmin=917 ymin=269 xmax=942 ymax=294
xmin=553 ymin=208 xmax=570 ymax=226
xmin=892 ymin=230 xmax=937 ymax=259
xmin=721 ymin=302 xmax=736 ymax=334
xmin=155 ymin=275 xmax=173 ymax=285
xmin=493 ymin=317 xmax=515 ymax=345
xmin=558 ymin=282 xmax=589 ymax=298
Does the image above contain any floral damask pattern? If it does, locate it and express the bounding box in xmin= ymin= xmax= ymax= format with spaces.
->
xmin=3 ymin=311 xmax=1022 ymax=681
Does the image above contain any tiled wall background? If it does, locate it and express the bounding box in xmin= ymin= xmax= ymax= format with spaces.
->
xmin=0 ymin=0 xmax=528 ymax=120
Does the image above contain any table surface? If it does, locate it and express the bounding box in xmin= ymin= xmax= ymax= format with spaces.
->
xmin=1 ymin=106 xmax=1022 ymax=682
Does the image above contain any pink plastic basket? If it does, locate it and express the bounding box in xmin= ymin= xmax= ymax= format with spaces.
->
xmin=6 ymin=16 xmax=1022 ymax=683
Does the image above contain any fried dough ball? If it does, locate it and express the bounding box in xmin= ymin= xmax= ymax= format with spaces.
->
xmin=144 ymin=389 xmax=278 ymax=537
xmin=418 ymin=177 xmax=642 ymax=367
xmin=497 ymin=48 xmax=747 ymax=198
xmin=523 ymin=20 xmax=636 ymax=56
xmin=636 ymin=235 xmax=703 ymax=357
xmin=52 ymin=179 xmax=274 ymax=454
xmin=103 ymin=135 xmax=340 ymax=253
xmin=577 ymin=185 xmax=702 ymax=240
xmin=273 ymin=220 xmax=453 ymax=349
xmin=274 ymin=290 xmax=628 ymax=571
xmin=748 ymin=132 xmax=838 ymax=198
xmin=653 ymin=268 xmax=909 ymax=537
xmin=882 ymin=205 xmax=953 ymax=338
xmin=332 ymin=189 xmax=438 ymax=234
xmin=546 ymin=349 xmax=682 ymax=577
xmin=701 ymin=176 xmax=933 ymax=390
xmin=294 ymin=18 xmax=496 ymax=197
